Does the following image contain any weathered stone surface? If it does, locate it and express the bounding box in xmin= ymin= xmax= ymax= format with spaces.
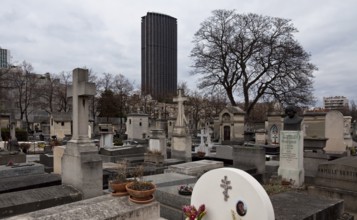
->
xmin=0 ymin=151 xmax=26 ymax=165
xmin=39 ymin=153 xmax=54 ymax=173
xmin=0 ymin=162 xmax=44 ymax=178
xmin=165 ymin=160 xmax=223 ymax=177
xmin=0 ymin=173 xmax=61 ymax=193
xmin=271 ymin=191 xmax=344 ymax=220
xmin=215 ymin=145 xmax=233 ymax=160
xmin=315 ymin=156 xmax=357 ymax=191
xmin=155 ymin=184 xmax=192 ymax=220
xmin=233 ymin=145 xmax=266 ymax=174
xmin=99 ymin=145 xmax=147 ymax=156
xmin=144 ymin=173 xmax=197 ymax=187
xmin=0 ymin=185 xmax=82 ymax=218
xmin=6 ymin=194 xmax=162 ymax=220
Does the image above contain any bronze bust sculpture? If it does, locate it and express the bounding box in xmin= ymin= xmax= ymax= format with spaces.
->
xmin=283 ymin=105 xmax=303 ymax=131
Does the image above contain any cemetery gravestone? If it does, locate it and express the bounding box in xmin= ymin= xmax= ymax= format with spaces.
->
xmin=278 ymin=131 xmax=304 ymax=186
xmin=171 ymin=89 xmax=192 ymax=162
xmin=324 ymin=111 xmax=345 ymax=154
xmin=278 ymin=106 xmax=304 ymax=187
xmin=148 ymin=129 xmax=166 ymax=158
xmin=99 ymin=124 xmax=114 ymax=148
xmin=62 ymin=68 xmax=103 ymax=199
xmin=191 ymin=167 xmax=274 ymax=220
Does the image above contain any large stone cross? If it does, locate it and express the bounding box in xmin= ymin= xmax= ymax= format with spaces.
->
xmin=67 ymin=68 xmax=96 ymax=141
xmin=173 ymin=89 xmax=188 ymax=127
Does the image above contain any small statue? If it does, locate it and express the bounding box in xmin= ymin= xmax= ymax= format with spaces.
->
xmin=283 ymin=105 xmax=303 ymax=131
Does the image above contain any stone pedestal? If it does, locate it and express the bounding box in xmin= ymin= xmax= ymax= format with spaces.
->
xmin=278 ymin=131 xmax=304 ymax=186
xmin=149 ymin=129 xmax=167 ymax=159
xmin=171 ymin=132 xmax=192 ymax=162
xmin=62 ymin=140 xmax=103 ymax=199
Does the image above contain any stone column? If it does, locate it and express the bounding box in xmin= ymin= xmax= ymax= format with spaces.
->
xmin=61 ymin=68 xmax=103 ymax=199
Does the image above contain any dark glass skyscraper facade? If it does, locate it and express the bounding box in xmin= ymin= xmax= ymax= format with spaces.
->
xmin=141 ymin=12 xmax=177 ymax=101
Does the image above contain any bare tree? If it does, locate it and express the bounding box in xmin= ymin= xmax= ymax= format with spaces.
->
xmin=191 ymin=10 xmax=317 ymax=119
xmin=37 ymin=73 xmax=61 ymax=114
xmin=57 ymin=71 xmax=72 ymax=112
xmin=8 ymin=61 xmax=40 ymax=130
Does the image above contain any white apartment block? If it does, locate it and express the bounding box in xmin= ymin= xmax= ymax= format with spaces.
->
xmin=323 ymin=96 xmax=349 ymax=110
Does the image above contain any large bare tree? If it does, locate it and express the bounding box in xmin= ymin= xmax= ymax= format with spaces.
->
xmin=191 ymin=10 xmax=317 ymax=119
xmin=8 ymin=61 xmax=41 ymax=130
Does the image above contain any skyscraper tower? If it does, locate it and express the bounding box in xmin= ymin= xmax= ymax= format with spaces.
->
xmin=141 ymin=12 xmax=177 ymax=101
xmin=0 ymin=48 xmax=10 ymax=68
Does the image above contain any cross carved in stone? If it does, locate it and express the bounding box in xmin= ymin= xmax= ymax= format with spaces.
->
xmin=173 ymin=89 xmax=188 ymax=127
xmin=220 ymin=175 xmax=232 ymax=201
xmin=67 ymin=68 xmax=96 ymax=141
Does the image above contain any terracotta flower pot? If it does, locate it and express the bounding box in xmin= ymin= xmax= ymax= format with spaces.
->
xmin=110 ymin=180 xmax=132 ymax=196
xmin=126 ymin=181 xmax=156 ymax=203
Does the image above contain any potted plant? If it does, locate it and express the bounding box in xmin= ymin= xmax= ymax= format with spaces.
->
xmin=178 ymin=184 xmax=193 ymax=196
xmin=109 ymin=161 xmax=131 ymax=196
xmin=125 ymin=165 xmax=156 ymax=204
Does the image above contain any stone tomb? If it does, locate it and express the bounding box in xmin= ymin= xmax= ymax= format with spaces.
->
xmin=309 ymin=156 xmax=357 ymax=212
xmin=233 ymin=145 xmax=266 ymax=175
xmin=165 ymin=160 xmax=223 ymax=177
xmin=278 ymin=131 xmax=304 ymax=186
xmin=191 ymin=167 xmax=274 ymax=220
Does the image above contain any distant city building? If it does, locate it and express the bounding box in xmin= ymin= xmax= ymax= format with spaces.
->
xmin=141 ymin=12 xmax=177 ymax=101
xmin=323 ymin=96 xmax=349 ymax=110
xmin=0 ymin=48 xmax=10 ymax=68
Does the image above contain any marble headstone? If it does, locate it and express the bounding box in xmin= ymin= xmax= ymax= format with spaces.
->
xmin=191 ymin=167 xmax=274 ymax=220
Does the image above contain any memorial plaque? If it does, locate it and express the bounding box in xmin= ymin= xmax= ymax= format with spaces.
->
xmin=280 ymin=132 xmax=300 ymax=167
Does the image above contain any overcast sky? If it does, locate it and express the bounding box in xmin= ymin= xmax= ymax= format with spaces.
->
xmin=1 ymin=0 xmax=356 ymax=106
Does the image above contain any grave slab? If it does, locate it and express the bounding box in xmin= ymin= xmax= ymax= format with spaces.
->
xmin=144 ymin=172 xmax=197 ymax=187
xmin=270 ymin=191 xmax=344 ymax=220
xmin=0 ymin=173 xmax=61 ymax=193
xmin=165 ymin=159 xmax=223 ymax=177
xmin=0 ymin=185 xmax=82 ymax=218
xmin=0 ymin=162 xmax=44 ymax=178
xmin=6 ymin=194 xmax=163 ymax=220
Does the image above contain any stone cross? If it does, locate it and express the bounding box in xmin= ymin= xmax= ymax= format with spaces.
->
xmin=173 ymin=89 xmax=188 ymax=127
xmin=67 ymin=68 xmax=96 ymax=141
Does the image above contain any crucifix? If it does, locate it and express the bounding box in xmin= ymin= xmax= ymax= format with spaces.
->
xmin=67 ymin=68 xmax=96 ymax=141
xmin=173 ymin=89 xmax=188 ymax=127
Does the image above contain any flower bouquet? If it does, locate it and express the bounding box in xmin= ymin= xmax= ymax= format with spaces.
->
xmin=182 ymin=204 xmax=206 ymax=220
